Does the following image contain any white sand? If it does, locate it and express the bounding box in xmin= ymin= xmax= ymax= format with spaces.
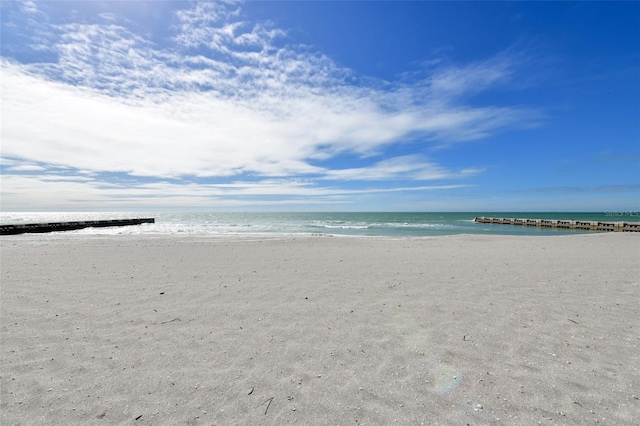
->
xmin=1 ymin=233 xmax=639 ymax=425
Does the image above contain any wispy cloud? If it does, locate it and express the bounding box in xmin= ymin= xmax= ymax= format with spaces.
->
xmin=1 ymin=1 xmax=537 ymax=209
xmin=5 ymin=164 xmax=46 ymax=172
xmin=518 ymin=184 xmax=640 ymax=194
xmin=429 ymin=56 xmax=514 ymax=98
xmin=323 ymin=155 xmax=483 ymax=181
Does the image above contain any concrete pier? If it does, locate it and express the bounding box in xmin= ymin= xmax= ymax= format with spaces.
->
xmin=474 ymin=217 xmax=640 ymax=232
xmin=0 ymin=218 xmax=155 ymax=235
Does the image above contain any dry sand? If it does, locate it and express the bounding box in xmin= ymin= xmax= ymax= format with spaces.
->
xmin=1 ymin=233 xmax=639 ymax=425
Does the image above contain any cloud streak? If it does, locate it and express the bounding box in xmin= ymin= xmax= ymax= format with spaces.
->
xmin=0 ymin=169 xmax=469 ymax=211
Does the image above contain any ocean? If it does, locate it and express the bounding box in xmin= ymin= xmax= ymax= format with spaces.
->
xmin=1 ymin=212 xmax=637 ymax=237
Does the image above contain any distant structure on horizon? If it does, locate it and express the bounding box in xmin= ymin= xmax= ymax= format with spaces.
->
xmin=0 ymin=218 xmax=155 ymax=235
xmin=474 ymin=217 xmax=640 ymax=232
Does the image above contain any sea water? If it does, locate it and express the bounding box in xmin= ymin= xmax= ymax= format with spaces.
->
xmin=1 ymin=212 xmax=634 ymax=237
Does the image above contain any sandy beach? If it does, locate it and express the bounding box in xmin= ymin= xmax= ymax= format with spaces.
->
xmin=1 ymin=233 xmax=638 ymax=425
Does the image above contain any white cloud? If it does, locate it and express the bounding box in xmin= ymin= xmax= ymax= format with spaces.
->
xmin=0 ymin=1 xmax=538 ymax=209
xmin=20 ymin=1 xmax=39 ymax=15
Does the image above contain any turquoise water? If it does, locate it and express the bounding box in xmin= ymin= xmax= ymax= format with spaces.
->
xmin=2 ymin=212 xmax=637 ymax=237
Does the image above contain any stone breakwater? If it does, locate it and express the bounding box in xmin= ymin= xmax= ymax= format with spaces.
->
xmin=474 ymin=217 xmax=640 ymax=232
xmin=0 ymin=218 xmax=155 ymax=235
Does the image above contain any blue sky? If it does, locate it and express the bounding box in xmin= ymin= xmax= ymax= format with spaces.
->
xmin=1 ymin=1 xmax=638 ymax=212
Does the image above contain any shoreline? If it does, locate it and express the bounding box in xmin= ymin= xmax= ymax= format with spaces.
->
xmin=3 ymin=212 xmax=638 ymax=238
xmin=2 ymin=233 xmax=638 ymax=424
xmin=1 ymin=228 xmax=634 ymax=242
